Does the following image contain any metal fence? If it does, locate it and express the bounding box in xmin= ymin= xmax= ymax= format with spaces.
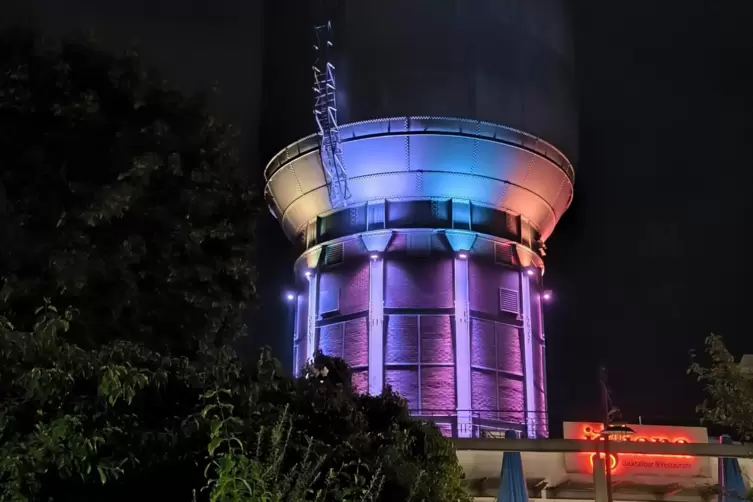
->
xmin=408 ymin=409 xmax=549 ymax=439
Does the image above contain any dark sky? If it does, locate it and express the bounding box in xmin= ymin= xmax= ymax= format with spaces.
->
xmin=4 ymin=0 xmax=753 ymax=427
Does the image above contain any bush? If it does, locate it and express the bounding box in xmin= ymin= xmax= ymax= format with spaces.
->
xmin=0 ymin=306 xmax=470 ymax=501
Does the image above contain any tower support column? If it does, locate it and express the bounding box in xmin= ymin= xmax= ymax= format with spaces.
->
xmin=306 ymin=272 xmax=318 ymax=361
xmin=454 ymin=256 xmax=472 ymax=438
xmin=368 ymin=256 xmax=385 ymax=395
xmin=521 ymin=271 xmax=536 ymax=438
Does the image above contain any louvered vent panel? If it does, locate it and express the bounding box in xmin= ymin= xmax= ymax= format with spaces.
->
xmin=494 ymin=242 xmax=513 ymax=264
xmin=499 ymin=288 xmax=519 ymax=315
xmin=407 ymin=234 xmax=431 ymax=257
xmin=325 ymin=243 xmax=344 ymax=265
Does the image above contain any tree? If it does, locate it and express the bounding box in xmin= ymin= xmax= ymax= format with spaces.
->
xmin=688 ymin=334 xmax=753 ymax=440
xmin=0 ymin=29 xmax=257 ymax=354
xmin=0 ymin=305 xmax=471 ymax=501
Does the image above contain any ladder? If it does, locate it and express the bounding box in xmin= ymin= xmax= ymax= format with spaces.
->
xmin=313 ymin=21 xmax=350 ymax=209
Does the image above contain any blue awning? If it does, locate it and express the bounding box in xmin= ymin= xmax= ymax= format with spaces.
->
xmin=718 ymin=435 xmax=747 ymax=502
xmin=498 ymin=430 xmax=529 ymax=502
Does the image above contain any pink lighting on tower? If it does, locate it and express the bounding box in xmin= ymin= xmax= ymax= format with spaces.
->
xmin=263 ymin=0 xmax=576 ymax=440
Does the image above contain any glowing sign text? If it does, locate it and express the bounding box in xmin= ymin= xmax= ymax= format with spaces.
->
xmin=581 ymin=426 xmax=695 ymax=473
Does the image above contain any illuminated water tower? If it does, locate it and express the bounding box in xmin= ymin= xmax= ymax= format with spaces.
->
xmin=263 ymin=0 xmax=576 ymax=438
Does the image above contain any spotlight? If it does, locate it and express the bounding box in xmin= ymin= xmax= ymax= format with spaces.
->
xmin=526 ymin=268 xmax=535 ymax=276
xmin=458 ymin=252 xmax=468 ymax=259
xmin=304 ymin=270 xmax=312 ymax=279
xmin=285 ymin=292 xmax=295 ymax=301
xmin=370 ymin=253 xmax=379 ymax=260
xmin=542 ymin=290 xmax=553 ymax=301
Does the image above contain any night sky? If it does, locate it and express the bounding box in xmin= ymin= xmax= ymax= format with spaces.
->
xmin=4 ymin=0 xmax=753 ymax=427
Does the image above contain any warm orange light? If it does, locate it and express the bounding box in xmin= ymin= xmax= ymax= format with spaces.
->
xmin=589 ymin=452 xmax=618 ymax=471
xmin=579 ymin=426 xmax=695 ymax=472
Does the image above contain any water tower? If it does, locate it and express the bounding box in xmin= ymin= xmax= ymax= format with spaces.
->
xmin=263 ymin=0 xmax=576 ymax=438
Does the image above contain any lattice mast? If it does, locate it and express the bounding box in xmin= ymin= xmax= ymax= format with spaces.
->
xmin=313 ymin=21 xmax=350 ymax=209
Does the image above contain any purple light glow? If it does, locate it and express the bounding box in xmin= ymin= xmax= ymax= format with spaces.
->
xmin=453 ymin=256 xmax=472 ymax=437
xmin=368 ymin=256 xmax=385 ymax=395
xmin=286 ymin=292 xmax=295 ymax=301
xmin=521 ymin=273 xmax=536 ymax=439
xmin=293 ymin=234 xmax=550 ymax=436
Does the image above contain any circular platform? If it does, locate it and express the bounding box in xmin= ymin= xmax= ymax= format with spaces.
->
xmin=265 ymin=117 xmax=574 ymax=243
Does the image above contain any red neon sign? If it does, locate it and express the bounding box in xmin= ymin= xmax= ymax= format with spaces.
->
xmin=580 ymin=426 xmax=694 ymax=473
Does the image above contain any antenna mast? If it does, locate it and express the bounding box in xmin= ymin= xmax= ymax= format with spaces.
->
xmin=313 ymin=21 xmax=350 ymax=209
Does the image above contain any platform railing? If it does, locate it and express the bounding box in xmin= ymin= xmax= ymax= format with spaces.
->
xmin=408 ymin=409 xmax=549 ymax=439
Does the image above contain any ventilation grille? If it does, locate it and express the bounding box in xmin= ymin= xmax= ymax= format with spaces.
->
xmin=407 ymin=234 xmax=431 ymax=257
xmin=494 ymin=243 xmax=513 ymax=265
xmin=325 ymin=243 xmax=344 ymax=265
xmin=431 ymin=200 xmax=441 ymax=218
xmin=499 ymin=288 xmax=519 ymax=315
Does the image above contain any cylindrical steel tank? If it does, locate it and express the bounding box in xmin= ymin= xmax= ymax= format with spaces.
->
xmin=263 ymin=0 xmax=576 ymax=438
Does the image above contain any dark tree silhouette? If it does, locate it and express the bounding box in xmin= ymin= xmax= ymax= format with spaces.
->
xmin=0 ymin=28 xmax=258 ymax=354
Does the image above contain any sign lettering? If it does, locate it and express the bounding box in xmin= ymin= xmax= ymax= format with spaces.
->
xmin=563 ymin=422 xmax=710 ymax=479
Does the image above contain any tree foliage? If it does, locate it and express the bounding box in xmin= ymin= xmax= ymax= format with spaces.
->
xmin=0 ymin=29 xmax=470 ymax=501
xmin=0 ymin=28 xmax=257 ymax=354
xmin=688 ymin=334 xmax=753 ymax=440
xmin=0 ymin=306 xmax=470 ymax=501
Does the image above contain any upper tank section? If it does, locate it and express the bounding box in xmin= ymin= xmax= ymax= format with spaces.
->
xmin=261 ymin=0 xmax=577 ymax=162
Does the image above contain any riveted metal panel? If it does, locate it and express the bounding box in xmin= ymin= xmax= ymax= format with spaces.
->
xmin=342 ymin=135 xmax=408 ymax=177
xmin=267 ymin=122 xmax=571 ymax=241
xmin=407 ymin=134 xmax=476 ymax=175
